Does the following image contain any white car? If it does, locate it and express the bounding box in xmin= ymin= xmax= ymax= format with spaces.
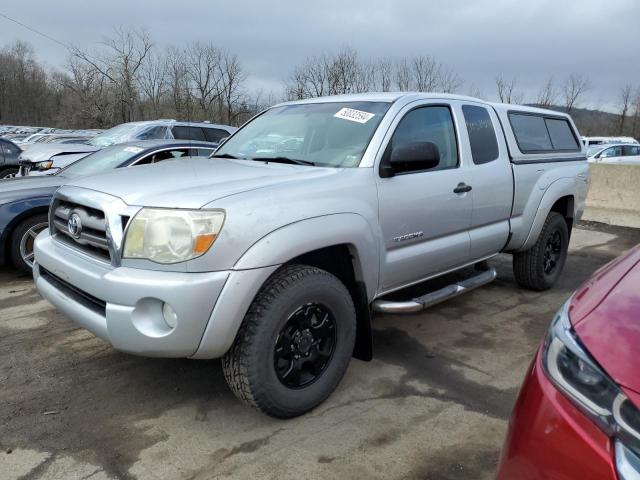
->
xmin=587 ymin=143 xmax=640 ymax=165
xmin=581 ymin=136 xmax=638 ymax=146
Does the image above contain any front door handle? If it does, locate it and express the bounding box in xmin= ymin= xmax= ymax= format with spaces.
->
xmin=453 ymin=183 xmax=472 ymax=194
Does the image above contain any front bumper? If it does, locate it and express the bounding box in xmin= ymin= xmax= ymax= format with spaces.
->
xmin=34 ymin=231 xmax=276 ymax=358
xmin=497 ymin=351 xmax=639 ymax=479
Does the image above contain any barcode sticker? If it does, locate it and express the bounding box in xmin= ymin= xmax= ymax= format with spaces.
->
xmin=334 ymin=108 xmax=375 ymax=124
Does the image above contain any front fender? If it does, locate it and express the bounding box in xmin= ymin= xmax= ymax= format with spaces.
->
xmin=233 ymin=213 xmax=380 ymax=300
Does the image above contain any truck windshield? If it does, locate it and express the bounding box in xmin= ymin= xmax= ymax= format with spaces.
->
xmin=214 ymin=101 xmax=391 ymax=167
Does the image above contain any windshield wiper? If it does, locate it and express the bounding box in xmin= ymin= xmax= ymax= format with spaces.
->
xmin=252 ymin=156 xmax=315 ymax=166
xmin=211 ymin=153 xmax=241 ymax=159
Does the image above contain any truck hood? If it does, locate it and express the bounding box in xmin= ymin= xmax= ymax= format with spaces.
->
xmin=19 ymin=144 xmax=98 ymax=163
xmin=0 ymin=176 xmax=63 ymax=204
xmin=572 ymin=245 xmax=640 ymax=395
xmin=63 ymin=157 xmax=341 ymax=208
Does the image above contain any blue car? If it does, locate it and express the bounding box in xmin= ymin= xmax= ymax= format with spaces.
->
xmin=0 ymin=140 xmax=218 ymax=272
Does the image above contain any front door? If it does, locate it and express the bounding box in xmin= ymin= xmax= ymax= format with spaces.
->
xmin=377 ymin=103 xmax=473 ymax=292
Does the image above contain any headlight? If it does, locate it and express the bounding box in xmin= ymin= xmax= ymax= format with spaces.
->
xmin=123 ymin=208 xmax=225 ymax=264
xmin=543 ymin=301 xmax=640 ymax=461
xmin=33 ymin=160 xmax=53 ymax=170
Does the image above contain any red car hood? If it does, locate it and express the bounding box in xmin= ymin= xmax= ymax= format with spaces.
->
xmin=571 ymin=245 xmax=640 ymax=396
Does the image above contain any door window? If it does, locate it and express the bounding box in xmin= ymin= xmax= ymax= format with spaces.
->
xmin=623 ymin=145 xmax=640 ymax=156
xmin=462 ymin=105 xmax=499 ymax=164
xmin=135 ymin=148 xmax=190 ymax=165
xmin=1 ymin=141 xmax=15 ymax=155
xmin=600 ymin=146 xmax=622 ymax=158
xmin=390 ymin=106 xmax=458 ymax=171
xmin=203 ymin=128 xmax=229 ymax=143
xmin=172 ymin=126 xmax=206 ymax=141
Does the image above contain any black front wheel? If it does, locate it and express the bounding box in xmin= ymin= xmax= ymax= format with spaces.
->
xmin=222 ymin=264 xmax=356 ymax=418
xmin=513 ymin=212 xmax=569 ymax=291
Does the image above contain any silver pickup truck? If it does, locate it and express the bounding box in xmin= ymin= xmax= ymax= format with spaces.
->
xmin=34 ymin=93 xmax=589 ymax=417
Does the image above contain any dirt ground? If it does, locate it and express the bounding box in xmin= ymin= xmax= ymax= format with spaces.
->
xmin=1 ymin=221 xmax=638 ymax=480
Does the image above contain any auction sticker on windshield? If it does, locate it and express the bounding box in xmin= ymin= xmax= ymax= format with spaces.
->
xmin=334 ymin=108 xmax=375 ymax=124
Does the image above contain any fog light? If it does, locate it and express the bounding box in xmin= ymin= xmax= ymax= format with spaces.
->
xmin=162 ymin=303 xmax=178 ymax=329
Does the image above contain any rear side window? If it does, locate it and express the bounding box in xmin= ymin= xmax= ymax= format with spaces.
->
xmin=509 ymin=113 xmax=580 ymax=153
xmin=509 ymin=114 xmax=552 ymax=152
xmin=172 ymin=126 xmax=206 ymax=141
xmin=545 ymin=118 xmax=579 ymax=150
xmin=623 ymin=145 xmax=640 ymax=156
xmin=462 ymin=105 xmax=499 ymax=164
xmin=203 ymin=128 xmax=229 ymax=143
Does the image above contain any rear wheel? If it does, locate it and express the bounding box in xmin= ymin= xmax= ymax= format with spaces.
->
xmin=10 ymin=214 xmax=48 ymax=273
xmin=0 ymin=167 xmax=19 ymax=179
xmin=513 ymin=212 xmax=569 ymax=291
xmin=222 ymin=264 xmax=356 ymax=418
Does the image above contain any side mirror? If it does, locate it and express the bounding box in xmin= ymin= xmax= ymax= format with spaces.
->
xmin=380 ymin=141 xmax=440 ymax=177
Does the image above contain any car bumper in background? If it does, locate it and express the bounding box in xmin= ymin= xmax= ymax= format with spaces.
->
xmin=496 ymin=352 xmax=620 ymax=479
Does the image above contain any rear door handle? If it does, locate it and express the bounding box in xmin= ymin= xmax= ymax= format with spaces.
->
xmin=453 ymin=183 xmax=472 ymax=194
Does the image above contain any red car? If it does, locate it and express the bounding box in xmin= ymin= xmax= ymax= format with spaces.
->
xmin=497 ymin=245 xmax=640 ymax=480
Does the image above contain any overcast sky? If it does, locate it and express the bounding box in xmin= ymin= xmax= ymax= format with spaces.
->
xmin=2 ymin=0 xmax=638 ymax=111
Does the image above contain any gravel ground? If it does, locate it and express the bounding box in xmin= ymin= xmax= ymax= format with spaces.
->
xmin=1 ymin=221 xmax=638 ymax=480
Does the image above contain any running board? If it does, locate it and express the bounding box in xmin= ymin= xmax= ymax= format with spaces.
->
xmin=372 ymin=268 xmax=497 ymax=314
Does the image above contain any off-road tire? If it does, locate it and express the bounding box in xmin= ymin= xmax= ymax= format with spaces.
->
xmin=513 ymin=212 xmax=569 ymax=291
xmin=222 ymin=264 xmax=356 ymax=418
xmin=10 ymin=213 xmax=48 ymax=273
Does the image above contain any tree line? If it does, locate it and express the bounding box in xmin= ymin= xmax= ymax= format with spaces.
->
xmin=1 ymin=29 xmax=639 ymax=138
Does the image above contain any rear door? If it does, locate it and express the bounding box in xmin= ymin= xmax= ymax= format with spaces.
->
xmin=376 ymin=101 xmax=473 ymax=292
xmin=458 ymin=102 xmax=513 ymax=259
xmin=622 ymin=145 xmax=640 ymax=165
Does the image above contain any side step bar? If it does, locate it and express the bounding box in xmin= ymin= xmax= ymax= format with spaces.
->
xmin=372 ymin=267 xmax=497 ymax=314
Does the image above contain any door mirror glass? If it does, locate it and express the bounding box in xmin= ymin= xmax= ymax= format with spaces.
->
xmin=385 ymin=141 xmax=440 ymax=176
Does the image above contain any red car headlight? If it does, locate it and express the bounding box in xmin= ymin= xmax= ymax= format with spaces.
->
xmin=543 ymin=300 xmax=640 ymax=469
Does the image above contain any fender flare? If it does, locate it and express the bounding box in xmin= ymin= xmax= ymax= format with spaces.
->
xmin=233 ymin=213 xmax=380 ymax=299
xmin=192 ymin=214 xmax=380 ymax=359
xmin=516 ymin=178 xmax=577 ymax=252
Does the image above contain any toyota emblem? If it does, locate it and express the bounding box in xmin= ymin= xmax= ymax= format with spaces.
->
xmin=67 ymin=213 xmax=82 ymax=239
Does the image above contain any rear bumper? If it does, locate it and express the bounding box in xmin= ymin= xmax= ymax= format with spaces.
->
xmin=497 ymin=351 xmax=619 ymax=479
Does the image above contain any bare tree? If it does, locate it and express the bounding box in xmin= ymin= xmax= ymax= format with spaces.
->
xmin=138 ymin=50 xmax=166 ymax=119
xmin=395 ymin=58 xmax=411 ymax=91
xmin=495 ymin=75 xmax=523 ymax=104
xmin=185 ymin=42 xmax=224 ymax=119
xmin=630 ymin=88 xmax=640 ymax=140
xmin=536 ymin=76 xmax=556 ymax=107
xmin=439 ymin=67 xmax=463 ymax=94
xmin=72 ymin=27 xmax=153 ymax=122
xmin=165 ymin=46 xmax=193 ymax=119
xmin=218 ymin=51 xmax=247 ymax=124
xmin=377 ymin=58 xmax=393 ymax=92
xmin=617 ymin=84 xmax=633 ymax=135
xmin=412 ymin=55 xmax=440 ymax=91
xmin=562 ymin=74 xmax=589 ymax=114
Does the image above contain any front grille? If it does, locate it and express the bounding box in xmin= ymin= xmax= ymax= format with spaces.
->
xmin=39 ymin=266 xmax=106 ymax=316
xmin=51 ymin=199 xmax=111 ymax=262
